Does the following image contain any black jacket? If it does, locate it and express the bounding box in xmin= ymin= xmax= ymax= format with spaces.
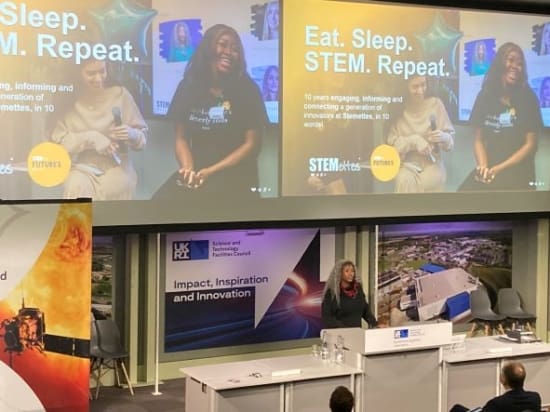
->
xmin=321 ymin=283 xmax=377 ymax=328
xmin=482 ymin=388 xmax=541 ymax=412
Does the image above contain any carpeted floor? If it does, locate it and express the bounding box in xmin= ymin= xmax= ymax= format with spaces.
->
xmin=90 ymin=378 xmax=185 ymax=412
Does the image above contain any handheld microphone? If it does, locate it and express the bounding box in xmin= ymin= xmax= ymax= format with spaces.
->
xmin=112 ymin=107 xmax=122 ymax=127
xmin=111 ymin=107 xmax=122 ymax=164
xmin=429 ymin=114 xmax=437 ymax=131
xmin=428 ymin=114 xmax=437 ymax=163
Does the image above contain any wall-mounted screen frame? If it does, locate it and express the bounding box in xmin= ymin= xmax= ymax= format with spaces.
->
xmin=0 ymin=0 xmax=548 ymax=226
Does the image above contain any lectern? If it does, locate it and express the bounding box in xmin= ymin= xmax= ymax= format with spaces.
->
xmin=322 ymin=321 xmax=453 ymax=412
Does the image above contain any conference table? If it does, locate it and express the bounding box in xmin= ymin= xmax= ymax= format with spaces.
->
xmin=180 ymin=354 xmax=362 ymax=412
xmin=443 ymin=335 xmax=550 ymax=411
xmin=180 ymin=326 xmax=550 ymax=412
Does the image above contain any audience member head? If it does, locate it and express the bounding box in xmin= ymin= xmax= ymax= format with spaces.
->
xmin=330 ymin=386 xmax=354 ymax=412
xmin=500 ymin=361 xmax=526 ymax=390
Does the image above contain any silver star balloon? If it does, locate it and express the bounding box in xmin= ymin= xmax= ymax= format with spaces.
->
xmin=414 ymin=12 xmax=463 ymax=75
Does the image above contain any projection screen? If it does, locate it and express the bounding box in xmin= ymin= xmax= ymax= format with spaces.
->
xmin=0 ymin=0 xmax=549 ymax=226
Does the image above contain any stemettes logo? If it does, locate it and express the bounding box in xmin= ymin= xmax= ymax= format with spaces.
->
xmin=308 ymin=157 xmax=361 ymax=173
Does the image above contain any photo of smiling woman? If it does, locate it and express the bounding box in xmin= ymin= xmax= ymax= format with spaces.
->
xmin=153 ymin=24 xmax=267 ymax=201
xmin=459 ymin=42 xmax=543 ymax=191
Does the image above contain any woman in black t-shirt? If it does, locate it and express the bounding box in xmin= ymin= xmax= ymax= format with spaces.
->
xmin=459 ymin=42 xmax=542 ymax=191
xmin=154 ymin=24 xmax=267 ymax=200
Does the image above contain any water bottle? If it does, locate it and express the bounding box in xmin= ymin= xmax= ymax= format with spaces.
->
xmin=320 ymin=331 xmax=330 ymax=361
xmin=335 ymin=335 xmax=345 ymax=364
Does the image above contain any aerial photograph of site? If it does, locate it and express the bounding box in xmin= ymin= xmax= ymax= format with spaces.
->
xmin=376 ymin=221 xmax=512 ymax=327
xmin=91 ymin=236 xmax=114 ymax=318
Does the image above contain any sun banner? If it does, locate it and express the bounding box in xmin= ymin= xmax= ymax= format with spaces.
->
xmin=0 ymin=200 xmax=92 ymax=412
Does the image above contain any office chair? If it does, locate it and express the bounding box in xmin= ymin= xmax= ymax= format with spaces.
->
xmin=468 ymin=288 xmax=505 ymax=337
xmin=496 ymin=288 xmax=536 ymax=331
xmin=90 ymin=319 xmax=134 ymax=399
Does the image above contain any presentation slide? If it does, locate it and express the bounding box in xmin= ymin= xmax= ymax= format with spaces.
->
xmin=1 ymin=0 xmax=549 ymax=226
xmin=0 ymin=0 xmax=279 ymax=208
xmin=282 ymin=0 xmax=550 ymax=196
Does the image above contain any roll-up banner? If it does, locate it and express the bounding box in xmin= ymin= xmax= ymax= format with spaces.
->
xmin=164 ymin=227 xmax=335 ymax=352
xmin=0 ymin=201 xmax=92 ymax=412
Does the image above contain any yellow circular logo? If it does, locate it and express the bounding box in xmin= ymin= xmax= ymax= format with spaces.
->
xmin=27 ymin=142 xmax=71 ymax=187
xmin=370 ymin=144 xmax=400 ymax=182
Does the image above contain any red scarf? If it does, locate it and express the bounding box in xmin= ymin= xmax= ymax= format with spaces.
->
xmin=341 ymin=281 xmax=358 ymax=298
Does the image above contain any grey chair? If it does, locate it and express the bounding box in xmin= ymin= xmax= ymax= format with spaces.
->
xmin=496 ymin=288 xmax=536 ymax=331
xmin=90 ymin=319 xmax=134 ymax=399
xmin=89 ymin=320 xmax=100 ymax=400
xmin=468 ymin=288 xmax=505 ymax=336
